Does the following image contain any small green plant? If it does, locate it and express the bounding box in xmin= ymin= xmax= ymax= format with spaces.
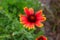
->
xmin=0 ymin=0 xmax=47 ymax=40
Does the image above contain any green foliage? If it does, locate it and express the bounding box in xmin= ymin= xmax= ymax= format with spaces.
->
xmin=0 ymin=0 xmax=44 ymax=40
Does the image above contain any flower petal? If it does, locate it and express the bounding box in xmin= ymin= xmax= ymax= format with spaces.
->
xmin=35 ymin=10 xmax=43 ymax=17
xmin=20 ymin=14 xmax=28 ymax=23
xmin=40 ymin=16 xmax=46 ymax=22
xmin=28 ymin=24 xmax=35 ymax=30
xmin=29 ymin=8 xmax=34 ymax=14
xmin=24 ymin=7 xmax=30 ymax=15
xmin=36 ymin=16 xmax=46 ymax=22
xmin=24 ymin=22 xmax=35 ymax=29
xmin=20 ymin=14 xmax=35 ymax=29
xmin=36 ymin=36 xmax=47 ymax=40
xmin=35 ymin=21 xmax=43 ymax=27
xmin=35 ymin=10 xmax=46 ymax=22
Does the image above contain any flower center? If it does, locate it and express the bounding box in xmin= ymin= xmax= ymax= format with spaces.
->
xmin=27 ymin=15 xmax=36 ymax=23
xmin=38 ymin=37 xmax=43 ymax=40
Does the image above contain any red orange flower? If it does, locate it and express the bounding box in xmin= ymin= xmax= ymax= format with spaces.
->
xmin=36 ymin=35 xmax=47 ymax=40
xmin=20 ymin=7 xmax=46 ymax=29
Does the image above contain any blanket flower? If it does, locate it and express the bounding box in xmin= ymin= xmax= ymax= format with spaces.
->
xmin=20 ymin=7 xmax=46 ymax=29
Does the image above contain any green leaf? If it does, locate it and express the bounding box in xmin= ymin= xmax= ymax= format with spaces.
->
xmin=34 ymin=30 xmax=44 ymax=40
